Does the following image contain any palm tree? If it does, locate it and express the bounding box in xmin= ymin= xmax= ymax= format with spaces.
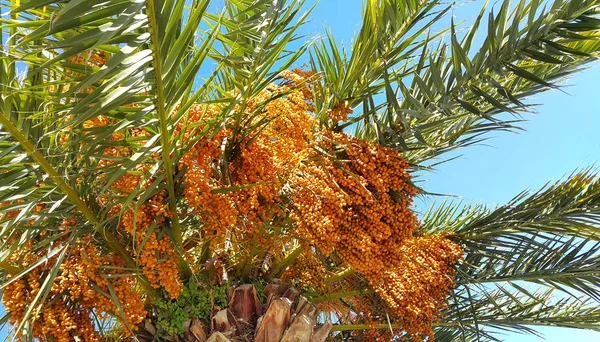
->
xmin=1 ymin=0 xmax=599 ymax=341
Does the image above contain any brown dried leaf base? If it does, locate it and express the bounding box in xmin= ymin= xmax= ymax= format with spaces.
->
xmin=142 ymin=281 xmax=331 ymax=342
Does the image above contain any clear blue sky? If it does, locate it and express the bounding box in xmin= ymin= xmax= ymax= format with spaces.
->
xmin=305 ymin=0 xmax=600 ymax=341
xmin=2 ymin=1 xmax=599 ymax=341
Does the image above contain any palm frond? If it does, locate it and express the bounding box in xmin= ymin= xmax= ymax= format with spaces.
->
xmin=310 ymin=0 xmax=449 ymax=129
xmin=422 ymin=169 xmax=600 ymax=340
xmin=349 ymin=0 xmax=600 ymax=165
xmin=208 ymin=0 xmax=311 ymax=92
xmin=436 ymin=284 xmax=600 ymax=341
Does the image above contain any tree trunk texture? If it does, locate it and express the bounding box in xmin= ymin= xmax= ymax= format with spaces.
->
xmin=141 ymin=281 xmax=332 ymax=342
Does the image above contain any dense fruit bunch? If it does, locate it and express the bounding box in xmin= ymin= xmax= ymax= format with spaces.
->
xmin=119 ymin=194 xmax=183 ymax=298
xmin=82 ymin=107 xmax=184 ymax=299
xmin=282 ymin=249 xmax=329 ymax=291
xmin=1 ymin=65 xmax=463 ymax=341
xmin=327 ymin=102 xmax=353 ymax=122
xmin=2 ymin=234 xmax=144 ymax=342
xmin=178 ymin=73 xmax=316 ymax=252
xmin=288 ymin=129 xmax=463 ymax=340
xmin=370 ymin=235 xmax=464 ymax=340
xmin=175 ymin=69 xmax=463 ymax=339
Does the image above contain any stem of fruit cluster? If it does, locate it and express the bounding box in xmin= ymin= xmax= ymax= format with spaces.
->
xmin=312 ymin=289 xmax=376 ymax=303
xmin=325 ymin=268 xmax=356 ymax=284
xmin=268 ymin=245 xmax=303 ymax=279
xmin=0 ymin=261 xmax=22 ymax=274
xmin=330 ymin=323 xmax=401 ymax=332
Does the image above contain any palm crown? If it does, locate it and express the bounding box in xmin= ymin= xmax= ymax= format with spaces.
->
xmin=0 ymin=0 xmax=599 ymax=341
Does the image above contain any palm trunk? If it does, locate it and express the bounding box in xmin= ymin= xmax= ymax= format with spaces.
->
xmin=141 ymin=281 xmax=331 ymax=342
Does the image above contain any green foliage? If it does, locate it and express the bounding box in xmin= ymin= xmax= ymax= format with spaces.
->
xmin=421 ymin=168 xmax=600 ymax=340
xmin=154 ymin=299 xmax=189 ymax=338
xmin=311 ymin=0 xmax=600 ymax=167
xmin=153 ymin=282 xmax=228 ymax=339
xmin=212 ymin=284 xmax=229 ymax=310
xmin=253 ymin=278 xmax=268 ymax=303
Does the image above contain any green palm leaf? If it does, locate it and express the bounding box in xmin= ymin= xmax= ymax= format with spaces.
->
xmin=311 ymin=0 xmax=600 ymax=167
xmin=386 ymin=0 xmax=600 ymax=165
xmin=421 ymin=169 xmax=600 ymax=340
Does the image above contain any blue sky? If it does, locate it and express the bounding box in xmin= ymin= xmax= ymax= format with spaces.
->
xmin=304 ymin=0 xmax=600 ymax=341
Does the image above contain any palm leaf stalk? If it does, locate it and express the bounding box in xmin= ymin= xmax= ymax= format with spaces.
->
xmin=0 ymin=0 xmax=599 ymax=341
